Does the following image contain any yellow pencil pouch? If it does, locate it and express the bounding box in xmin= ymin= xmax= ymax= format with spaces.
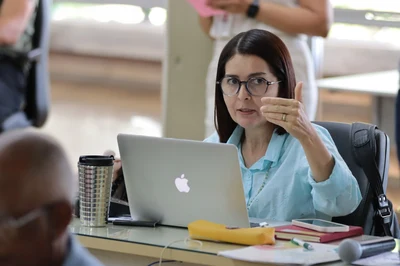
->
xmin=188 ymin=220 xmax=275 ymax=246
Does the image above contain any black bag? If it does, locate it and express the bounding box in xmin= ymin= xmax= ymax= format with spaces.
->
xmin=109 ymin=166 xmax=130 ymax=217
xmin=111 ymin=166 xmax=128 ymax=202
xmin=351 ymin=122 xmax=400 ymax=238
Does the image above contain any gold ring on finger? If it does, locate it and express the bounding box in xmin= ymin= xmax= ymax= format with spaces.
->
xmin=281 ymin=113 xmax=287 ymax=122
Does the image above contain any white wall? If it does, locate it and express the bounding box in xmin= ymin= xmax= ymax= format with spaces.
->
xmin=50 ymin=20 xmax=165 ymax=61
xmin=50 ymin=20 xmax=400 ymax=78
xmin=323 ymin=39 xmax=400 ymax=76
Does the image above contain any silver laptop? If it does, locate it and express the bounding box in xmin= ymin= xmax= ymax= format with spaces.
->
xmin=117 ymin=134 xmax=251 ymax=228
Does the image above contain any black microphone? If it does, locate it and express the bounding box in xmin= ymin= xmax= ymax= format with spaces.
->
xmin=338 ymin=236 xmax=396 ymax=263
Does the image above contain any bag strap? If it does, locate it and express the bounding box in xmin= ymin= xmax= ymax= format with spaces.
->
xmin=350 ymin=122 xmax=392 ymax=237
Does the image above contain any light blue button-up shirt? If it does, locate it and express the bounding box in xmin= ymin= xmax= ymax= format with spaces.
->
xmin=204 ymin=124 xmax=362 ymax=222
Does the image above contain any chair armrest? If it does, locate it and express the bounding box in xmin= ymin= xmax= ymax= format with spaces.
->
xmin=27 ymin=48 xmax=42 ymax=62
xmin=1 ymin=111 xmax=31 ymax=132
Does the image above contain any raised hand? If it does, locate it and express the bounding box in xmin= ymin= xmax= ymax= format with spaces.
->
xmin=260 ymin=82 xmax=316 ymax=143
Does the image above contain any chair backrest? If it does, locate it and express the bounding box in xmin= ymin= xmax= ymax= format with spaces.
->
xmin=313 ymin=121 xmax=390 ymax=235
xmin=25 ymin=0 xmax=51 ymax=127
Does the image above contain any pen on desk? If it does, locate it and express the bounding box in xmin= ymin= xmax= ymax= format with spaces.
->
xmin=291 ymin=238 xmax=314 ymax=251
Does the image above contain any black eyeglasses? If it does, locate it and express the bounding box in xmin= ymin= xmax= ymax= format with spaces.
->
xmin=217 ymin=77 xmax=281 ymax=97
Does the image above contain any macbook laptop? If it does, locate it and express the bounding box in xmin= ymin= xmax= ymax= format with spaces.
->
xmin=117 ymin=134 xmax=253 ymax=228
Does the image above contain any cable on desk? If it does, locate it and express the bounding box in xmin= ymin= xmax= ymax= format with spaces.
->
xmin=149 ymin=237 xmax=203 ymax=266
xmin=147 ymin=260 xmax=175 ymax=266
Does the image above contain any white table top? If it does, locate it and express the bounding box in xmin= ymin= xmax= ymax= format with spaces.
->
xmin=70 ymin=218 xmax=375 ymax=256
xmin=71 ymin=219 xmax=400 ymax=266
xmin=70 ymin=218 xmax=243 ymax=255
xmin=317 ymin=70 xmax=399 ymax=97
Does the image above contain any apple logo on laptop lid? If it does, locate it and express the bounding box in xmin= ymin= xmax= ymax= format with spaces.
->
xmin=175 ymin=174 xmax=190 ymax=193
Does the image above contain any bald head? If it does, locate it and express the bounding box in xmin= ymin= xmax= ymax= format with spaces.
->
xmin=0 ymin=129 xmax=76 ymax=214
xmin=0 ymin=130 xmax=80 ymax=266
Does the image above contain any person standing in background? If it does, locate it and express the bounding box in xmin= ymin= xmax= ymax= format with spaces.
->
xmin=199 ymin=0 xmax=333 ymax=137
xmin=0 ymin=0 xmax=37 ymax=131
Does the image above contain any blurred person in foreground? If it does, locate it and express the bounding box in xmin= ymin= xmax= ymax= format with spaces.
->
xmin=0 ymin=129 xmax=103 ymax=266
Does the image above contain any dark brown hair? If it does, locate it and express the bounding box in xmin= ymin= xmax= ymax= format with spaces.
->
xmin=214 ymin=29 xmax=296 ymax=143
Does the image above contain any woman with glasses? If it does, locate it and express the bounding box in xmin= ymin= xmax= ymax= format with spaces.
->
xmin=200 ymin=0 xmax=332 ymax=137
xmin=205 ymin=29 xmax=361 ymax=221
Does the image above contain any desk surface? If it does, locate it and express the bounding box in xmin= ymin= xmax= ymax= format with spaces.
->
xmin=70 ymin=219 xmax=399 ymax=266
xmin=70 ymin=218 xmax=243 ymax=256
xmin=317 ymin=70 xmax=399 ymax=97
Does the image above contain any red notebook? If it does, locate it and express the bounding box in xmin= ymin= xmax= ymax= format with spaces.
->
xmin=274 ymin=224 xmax=363 ymax=243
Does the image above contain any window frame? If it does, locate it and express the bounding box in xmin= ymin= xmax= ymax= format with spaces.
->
xmin=53 ymin=1 xmax=400 ymax=28
xmin=334 ymin=8 xmax=400 ymax=28
xmin=53 ymin=0 xmax=167 ymax=9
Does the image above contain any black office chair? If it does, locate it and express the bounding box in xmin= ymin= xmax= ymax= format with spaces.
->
xmin=312 ymin=121 xmax=398 ymax=236
xmin=2 ymin=0 xmax=51 ymax=131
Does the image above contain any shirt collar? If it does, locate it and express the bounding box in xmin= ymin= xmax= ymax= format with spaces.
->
xmin=62 ymin=234 xmax=75 ymax=266
xmin=62 ymin=232 xmax=103 ymax=266
xmin=227 ymin=125 xmax=287 ymax=167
